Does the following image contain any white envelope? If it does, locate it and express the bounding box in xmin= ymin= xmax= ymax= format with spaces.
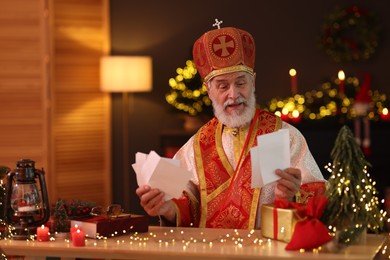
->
xmin=250 ymin=129 xmax=290 ymax=188
xmin=131 ymin=150 xmax=191 ymax=200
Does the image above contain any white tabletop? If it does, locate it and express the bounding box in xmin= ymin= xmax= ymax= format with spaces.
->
xmin=0 ymin=226 xmax=387 ymax=260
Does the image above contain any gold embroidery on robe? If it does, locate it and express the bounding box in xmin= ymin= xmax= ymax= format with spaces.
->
xmin=194 ymin=109 xmax=281 ymax=229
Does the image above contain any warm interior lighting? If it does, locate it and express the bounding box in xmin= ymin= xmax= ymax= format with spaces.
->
xmin=100 ymin=56 xmax=153 ymax=92
xmin=99 ymin=55 xmax=153 ymax=211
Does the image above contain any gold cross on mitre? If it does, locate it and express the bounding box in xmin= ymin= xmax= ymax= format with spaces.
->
xmin=213 ymin=19 xmax=223 ymax=29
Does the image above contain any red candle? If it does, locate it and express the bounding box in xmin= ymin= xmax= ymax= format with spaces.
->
xmin=289 ymin=68 xmax=297 ymax=95
xmin=37 ymin=225 xmax=50 ymax=242
xmin=72 ymin=229 xmax=85 ymax=247
xmin=338 ymin=70 xmax=345 ymax=95
xmin=70 ymin=224 xmax=82 ymax=240
xmin=290 ymin=110 xmax=302 ymax=124
xmin=380 ymin=108 xmax=390 ymax=121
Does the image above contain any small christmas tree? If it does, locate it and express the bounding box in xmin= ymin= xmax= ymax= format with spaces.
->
xmin=321 ymin=125 xmax=386 ymax=245
xmin=51 ymin=199 xmax=70 ymax=233
xmin=165 ymin=60 xmax=213 ymax=117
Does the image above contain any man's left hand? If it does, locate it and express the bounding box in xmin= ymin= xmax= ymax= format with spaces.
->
xmin=274 ymin=168 xmax=302 ymax=200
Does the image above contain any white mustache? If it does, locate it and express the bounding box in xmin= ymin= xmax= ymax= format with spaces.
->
xmin=223 ymin=97 xmax=247 ymax=109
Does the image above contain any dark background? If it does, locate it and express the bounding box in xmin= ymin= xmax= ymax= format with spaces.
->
xmin=107 ymin=0 xmax=390 ymax=218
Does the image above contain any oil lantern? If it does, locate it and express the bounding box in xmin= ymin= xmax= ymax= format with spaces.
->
xmin=4 ymin=159 xmax=50 ymax=240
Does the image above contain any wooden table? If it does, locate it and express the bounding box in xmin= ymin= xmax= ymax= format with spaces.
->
xmin=0 ymin=226 xmax=387 ymax=260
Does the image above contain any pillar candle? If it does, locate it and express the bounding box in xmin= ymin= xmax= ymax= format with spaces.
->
xmin=289 ymin=68 xmax=297 ymax=95
xmin=70 ymin=224 xmax=82 ymax=240
xmin=380 ymin=108 xmax=390 ymax=121
xmin=281 ymin=108 xmax=290 ymax=122
xmin=72 ymin=229 xmax=85 ymax=247
xmin=290 ymin=110 xmax=302 ymax=124
xmin=338 ymin=70 xmax=345 ymax=95
xmin=37 ymin=225 xmax=50 ymax=242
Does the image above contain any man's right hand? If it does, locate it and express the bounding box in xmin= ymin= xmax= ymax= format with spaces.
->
xmin=136 ymin=185 xmax=176 ymax=223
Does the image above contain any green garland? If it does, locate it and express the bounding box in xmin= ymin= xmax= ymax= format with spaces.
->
xmin=318 ymin=5 xmax=381 ymax=63
xmin=263 ymin=75 xmax=389 ymax=123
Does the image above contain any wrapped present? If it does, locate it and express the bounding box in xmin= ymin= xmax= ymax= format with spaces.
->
xmin=261 ymin=196 xmax=333 ymax=250
xmin=285 ymin=196 xmax=332 ymax=250
xmin=260 ymin=202 xmax=303 ymax=242
xmin=71 ymin=214 xmax=149 ymax=238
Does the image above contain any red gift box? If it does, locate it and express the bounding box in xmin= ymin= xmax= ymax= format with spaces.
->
xmin=70 ymin=214 xmax=148 ymax=238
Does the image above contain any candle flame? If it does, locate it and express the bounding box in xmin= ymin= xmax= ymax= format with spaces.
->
xmin=338 ymin=70 xmax=345 ymax=80
xmin=289 ymin=69 xmax=296 ymax=76
xmin=292 ymin=110 xmax=300 ymax=118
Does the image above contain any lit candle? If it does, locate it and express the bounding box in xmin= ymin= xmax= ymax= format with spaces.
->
xmin=281 ymin=108 xmax=289 ymax=122
xmin=289 ymin=68 xmax=297 ymax=95
xmin=37 ymin=225 xmax=50 ymax=242
xmin=380 ymin=108 xmax=390 ymax=121
xmin=338 ymin=70 xmax=345 ymax=95
xmin=70 ymin=224 xmax=82 ymax=240
xmin=290 ymin=110 xmax=301 ymax=124
xmin=72 ymin=229 xmax=85 ymax=247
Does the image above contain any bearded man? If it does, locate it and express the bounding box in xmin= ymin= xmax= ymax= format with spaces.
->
xmin=136 ymin=25 xmax=326 ymax=229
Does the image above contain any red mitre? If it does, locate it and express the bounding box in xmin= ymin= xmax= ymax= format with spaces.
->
xmin=192 ymin=27 xmax=256 ymax=83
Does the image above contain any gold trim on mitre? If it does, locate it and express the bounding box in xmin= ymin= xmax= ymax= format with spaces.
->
xmin=203 ymin=65 xmax=254 ymax=83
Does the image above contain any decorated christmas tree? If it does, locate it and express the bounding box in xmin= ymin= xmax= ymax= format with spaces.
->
xmin=51 ymin=199 xmax=70 ymax=233
xmin=321 ymin=125 xmax=386 ymax=245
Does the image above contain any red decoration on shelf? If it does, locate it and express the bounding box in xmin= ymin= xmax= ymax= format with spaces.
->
xmin=70 ymin=224 xmax=82 ymax=240
xmin=338 ymin=70 xmax=345 ymax=95
xmin=289 ymin=69 xmax=298 ymax=95
xmin=380 ymin=109 xmax=390 ymax=121
xmin=37 ymin=225 xmax=50 ymax=242
xmin=72 ymin=229 xmax=85 ymax=247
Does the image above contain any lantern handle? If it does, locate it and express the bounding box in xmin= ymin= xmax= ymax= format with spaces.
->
xmin=4 ymin=170 xmax=14 ymax=223
xmin=34 ymin=168 xmax=50 ymax=226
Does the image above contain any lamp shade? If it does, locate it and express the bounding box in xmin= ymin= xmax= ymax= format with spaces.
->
xmin=100 ymin=56 xmax=153 ymax=92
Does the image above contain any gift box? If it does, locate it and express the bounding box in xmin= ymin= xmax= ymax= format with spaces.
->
xmin=260 ymin=203 xmax=302 ymax=242
xmin=70 ymin=214 xmax=149 ymax=238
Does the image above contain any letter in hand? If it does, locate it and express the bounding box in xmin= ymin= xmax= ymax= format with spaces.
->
xmin=274 ymin=168 xmax=302 ymax=200
xmin=136 ymin=185 xmax=176 ymax=223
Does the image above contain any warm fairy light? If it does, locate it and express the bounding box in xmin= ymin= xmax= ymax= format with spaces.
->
xmin=264 ymin=73 xmax=389 ymax=122
xmin=166 ymin=60 xmax=211 ymax=116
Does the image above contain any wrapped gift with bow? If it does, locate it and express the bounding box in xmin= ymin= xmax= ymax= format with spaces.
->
xmin=260 ymin=198 xmax=305 ymax=242
xmin=261 ymin=196 xmax=332 ymax=250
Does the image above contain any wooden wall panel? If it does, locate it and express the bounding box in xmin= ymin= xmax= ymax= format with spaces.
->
xmin=49 ymin=0 xmax=111 ymax=207
xmin=0 ymin=0 xmax=48 ymax=170
xmin=0 ymin=0 xmax=111 ymax=208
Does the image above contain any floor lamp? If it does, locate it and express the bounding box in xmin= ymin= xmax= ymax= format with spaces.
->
xmin=100 ymin=56 xmax=153 ymax=209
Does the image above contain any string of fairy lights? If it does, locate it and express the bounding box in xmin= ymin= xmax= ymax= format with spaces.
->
xmin=165 ymin=60 xmax=212 ymax=116
xmin=0 ymin=226 xmax=388 ymax=258
xmin=324 ymin=163 xmax=387 ymax=243
xmin=265 ymin=75 xmax=389 ymax=123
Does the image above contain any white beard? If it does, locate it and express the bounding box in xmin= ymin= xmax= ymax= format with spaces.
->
xmin=212 ymin=90 xmax=256 ymax=128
